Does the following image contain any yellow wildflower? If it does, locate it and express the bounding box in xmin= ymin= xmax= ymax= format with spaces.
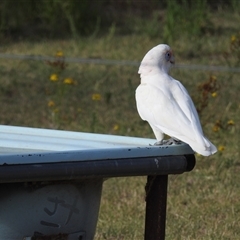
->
xmin=218 ymin=145 xmax=225 ymax=152
xmin=212 ymin=120 xmax=221 ymax=132
xmin=212 ymin=125 xmax=220 ymax=132
xmin=231 ymin=35 xmax=236 ymax=43
xmin=113 ymin=124 xmax=119 ymax=131
xmin=211 ymin=92 xmax=217 ymax=97
xmin=63 ymin=78 xmax=74 ymax=85
xmin=48 ymin=100 xmax=55 ymax=107
xmin=50 ymin=74 xmax=58 ymax=82
xmin=210 ymin=75 xmax=217 ymax=81
xmin=227 ymin=120 xmax=235 ymax=125
xmin=56 ymin=51 xmax=63 ymax=57
xmin=92 ymin=93 xmax=101 ymax=101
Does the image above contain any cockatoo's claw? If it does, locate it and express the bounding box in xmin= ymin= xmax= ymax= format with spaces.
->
xmin=154 ymin=138 xmax=182 ymax=146
xmin=153 ymin=140 xmax=164 ymax=146
xmin=174 ymin=139 xmax=182 ymax=145
xmin=149 ymin=140 xmax=164 ymax=146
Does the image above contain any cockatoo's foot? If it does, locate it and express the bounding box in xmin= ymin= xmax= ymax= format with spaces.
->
xmin=154 ymin=138 xmax=182 ymax=146
xmin=153 ymin=140 xmax=164 ymax=146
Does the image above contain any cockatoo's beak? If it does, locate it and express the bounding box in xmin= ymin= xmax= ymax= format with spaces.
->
xmin=170 ymin=55 xmax=175 ymax=64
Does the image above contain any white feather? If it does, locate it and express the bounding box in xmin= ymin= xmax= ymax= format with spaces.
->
xmin=136 ymin=44 xmax=217 ymax=156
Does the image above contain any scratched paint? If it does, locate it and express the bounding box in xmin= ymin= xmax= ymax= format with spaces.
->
xmin=0 ymin=181 xmax=103 ymax=239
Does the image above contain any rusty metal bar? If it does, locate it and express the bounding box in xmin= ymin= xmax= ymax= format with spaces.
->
xmin=144 ymin=154 xmax=195 ymax=240
xmin=144 ymin=175 xmax=168 ymax=240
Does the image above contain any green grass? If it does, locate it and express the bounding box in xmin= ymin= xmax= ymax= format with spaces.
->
xmin=0 ymin=9 xmax=240 ymax=240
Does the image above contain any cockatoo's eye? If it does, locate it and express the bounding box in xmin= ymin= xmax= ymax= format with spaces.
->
xmin=165 ymin=51 xmax=171 ymax=61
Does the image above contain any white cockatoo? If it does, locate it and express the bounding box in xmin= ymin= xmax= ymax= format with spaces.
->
xmin=135 ymin=44 xmax=217 ymax=156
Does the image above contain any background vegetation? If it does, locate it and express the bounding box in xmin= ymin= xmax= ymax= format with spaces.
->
xmin=0 ymin=0 xmax=239 ymax=239
xmin=0 ymin=0 xmax=240 ymax=40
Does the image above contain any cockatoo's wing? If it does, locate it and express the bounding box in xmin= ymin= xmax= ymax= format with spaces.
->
xmin=136 ymin=80 xmax=194 ymax=141
xmin=136 ymin=76 xmax=217 ymax=156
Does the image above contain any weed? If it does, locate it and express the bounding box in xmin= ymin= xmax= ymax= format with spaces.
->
xmin=163 ymin=0 xmax=209 ymax=43
xmin=46 ymin=51 xmax=77 ymax=128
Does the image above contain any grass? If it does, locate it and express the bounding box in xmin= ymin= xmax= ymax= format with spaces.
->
xmin=0 ymin=8 xmax=240 ymax=240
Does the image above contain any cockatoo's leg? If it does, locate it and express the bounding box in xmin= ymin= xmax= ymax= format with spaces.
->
xmin=150 ymin=125 xmax=164 ymax=141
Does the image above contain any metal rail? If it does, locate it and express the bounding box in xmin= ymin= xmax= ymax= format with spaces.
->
xmin=0 ymin=53 xmax=239 ymax=72
xmin=0 ymin=153 xmax=195 ymax=183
